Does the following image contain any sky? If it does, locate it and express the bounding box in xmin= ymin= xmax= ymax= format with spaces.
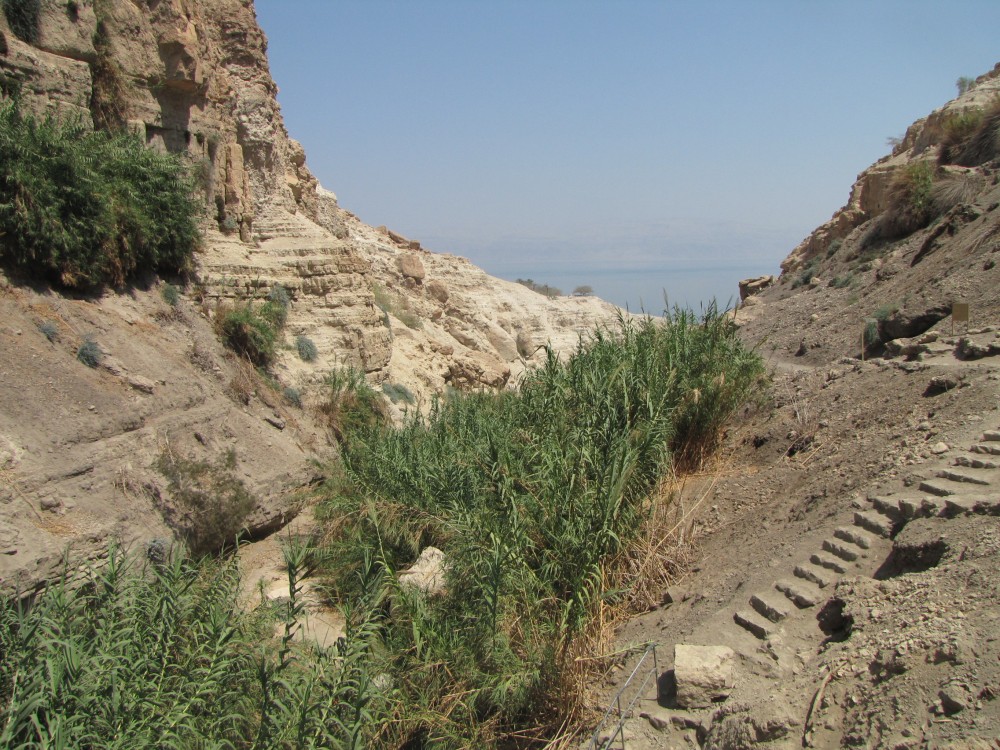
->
xmin=254 ymin=0 xmax=1000 ymax=310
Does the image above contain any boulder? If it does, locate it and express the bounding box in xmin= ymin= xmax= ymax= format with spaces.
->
xmin=398 ymin=547 xmax=446 ymax=596
xmin=738 ymin=275 xmax=775 ymax=301
xmin=445 ymin=352 xmax=511 ymax=390
xmin=673 ymin=644 xmax=736 ymax=709
xmin=398 ymin=253 xmax=426 ymax=282
xmin=427 ymin=280 xmax=449 ymax=304
xmin=879 ymin=304 xmax=950 ymax=341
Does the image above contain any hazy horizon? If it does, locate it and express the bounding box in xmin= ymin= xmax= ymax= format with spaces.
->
xmin=254 ymin=0 xmax=1000 ymax=310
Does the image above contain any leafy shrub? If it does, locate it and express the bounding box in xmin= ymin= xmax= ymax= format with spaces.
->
xmin=1 ymin=0 xmax=41 ymax=44
xmin=864 ymin=161 xmax=937 ymax=247
xmin=218 ymin=303 xmax=278 ymax=367
xmin=316 ymin=367 xmax=388 ymax=444
xmin=37 ymin=320 xmax=57 ymax=342
xmin=825 ymin=238 xmax=843 ymax=258
xmin=381 ymin=381 xmax=415 ymax=405
xmin=863 ymin=318 xmax=881 ymax=349
xmin=155 ymin=448 xmax=256 ymax=556
xmin=161 ymin=282 xmax=180 ymax=307
xmin=791 ymin=259 xmax=819 ymax=289
xmin=0 ymin=97 xmax=200 ymax=288
xmin=267 ymin=283 xmax=291 ymax=309
xmin=295 ymin=334 xmax=318 ymax=362
xmin=76 ymin=337 xmax=101 ymax=367
xmin=829 ymin=273 xmax=854 ymax=289
xmin=320 ymin=308 xmax=766 ymax=743
xmin=283 ymin=386 xmax=302 ymax=408
xmin=956 ymin=76 xmax=975 ymax=96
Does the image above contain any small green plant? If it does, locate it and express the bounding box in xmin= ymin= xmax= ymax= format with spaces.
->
xmin=873 ymin=303 xmax=898 ymax=322
xmin=282 ymin=386 xmax=302 ymax=408
xmin=76 ymin=337 xmax=102 ymax=367
xmin=218 ymin=303 xmax=278 ymax=367
xmin=791 ymin=259 xmax=819 ymax=289
xmin=295 ymin=334 xmax=318 ymax=362
xmin=317 ymin=368 xmax=388 ymax=444
xmin=396 ymin=307 xmax=423 ymax=330
xmin=371 ymin=283 xmax=422 ymax=329
xmin=863 ymin=318 xmax=881 ymax=349
xmin=956 ymin=76 xmax=975 ymax=96
xmin=155 ymin=447 xmax=256 ymax=556
xmin=267 ymin=283 xmax=290 ymax=309
xmin=37 ymin=320 xmax=57 ymax=342
xmin=381 ymin=381 xmax=416 ymax=406
xmin=830 ymin=273 xmax=854 ymax=289
xmin=825 ymin=238 xmax=843 ymax=258
xmin=161 ymin=282 xmax=180 ymax=307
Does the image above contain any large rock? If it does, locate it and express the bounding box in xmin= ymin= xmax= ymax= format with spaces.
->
xmin=738 ymin=275 xmax=775 ymax=301
xmin=398 ymin=547 xmax=446 ymax=596
xmin=398 ymin=253 xmax=426 ymax=282
xmin=673 ymin=644 xmax=736 ymax=709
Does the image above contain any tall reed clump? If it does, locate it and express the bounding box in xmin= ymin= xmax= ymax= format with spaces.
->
xmin=0 ymin=96 xmax=200 ymax=288
xmin=0 ymin=543 xmax=389 ymax=749
xmin=319 ymin=306 xmax=766 ymax=746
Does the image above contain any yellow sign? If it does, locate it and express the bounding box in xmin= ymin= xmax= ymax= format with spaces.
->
xmin=952 ymin=302 xmax=969 ymax=323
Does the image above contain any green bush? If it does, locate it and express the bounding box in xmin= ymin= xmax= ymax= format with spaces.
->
xmin=319 ymin=307 xmax=766 ymax=743
xmin=161 ymin=282 xmax=180 ymax=307
xmin=295 ymin=334 xmax=318 ymax=362
xmin=382 ymin=381 xmax=416 ymax=405
xmin=76 ymin=337 xmax=101 ymax=368
xmin=0 ymin=97 xmax=200 ymax=288
xmin=317 ymin=367 xmax=388 ymax=445
xmin=219 ymin=304 xmax=278 ymax=367
xmin=155 ymin=448 xmax=255 ymax=557
xmin=37 ymin=320 xmax=57 ymax=342
xmin=283 ymin=386 xmax=302 ymax=408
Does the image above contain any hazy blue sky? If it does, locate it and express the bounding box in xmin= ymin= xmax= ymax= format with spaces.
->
xmin=254 ymin=0 xmax=1000 ymax=309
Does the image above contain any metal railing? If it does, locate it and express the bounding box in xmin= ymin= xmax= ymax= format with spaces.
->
xmin=588 ymin=643 xmax=660 ymax=750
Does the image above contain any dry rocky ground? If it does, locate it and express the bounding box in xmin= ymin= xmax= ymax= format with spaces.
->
xmin=585 ymin=64 xmax=1000 ymax=750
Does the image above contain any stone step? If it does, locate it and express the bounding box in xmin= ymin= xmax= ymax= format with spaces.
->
xmin=870 ymin=495 xmax=905 ymax=520
xmin=734 ymin=609 xmax=773 ymax=640
xmin=810 ymin=551 xmax=848 ymax=574
xmin=822 ymin=538 xmax=860 ymax=562
xmin=955 ymin=455 xmax=1000 ymax=470
xmin=944 ymin=495 xmax=1000 ymax=517
xmin=919 ymin=478 xmax=975 ymax=497
xmin=776 ymin=579 xmax=821 ymax=608
xmin=936 ymin=468 xmax=992 ymax=486
xmin=970 ymin=443 xmax=1000 ymax=456
xmin=983 ymin=430 xmax=1000 ymax=442
xmin=854 ymin=510 xmax=894 ymax=538
xmin=834 ymin=526 xmax=876 ymax=550
xmin=793 ymin=563 xmax=833 ymax=589
xmin=750 ymin=593 xmax=791 ymax=623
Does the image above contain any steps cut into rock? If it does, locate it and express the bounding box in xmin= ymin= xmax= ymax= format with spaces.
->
xmin=936 ymin=468 xmax=992 ymax=486
xmin=955 ymin=455 xmax=1000 ymax=470
xmin=776 ymin=579 xmax=821 ymax=608
xmin=919 ymin=478 xmax=972 ymax=497
xmin=834 ymin=526 xmax=876 ymax=550
xmin=983 ymin=430 xmax=1000 ymax=442
xmin=810 ymin=551 xmax=848 ymax=574
xmin=750 ymin=593 xmax=791 ymax=623
xmin=970 ymin=443 xmax=1000 ymax=456
xmin=734 ymin=609 xmax=774 ymax=640
xmin=853 ymin=510 xmax=894 ymax=538
xmin=822 ymin=538 xmax=860 ymax=562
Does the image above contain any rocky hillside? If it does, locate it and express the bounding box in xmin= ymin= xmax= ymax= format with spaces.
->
xmin=590 ymin=67 xmax=1000 ymax=748
xmin=0 ymin=0 xmax=619 ymax=595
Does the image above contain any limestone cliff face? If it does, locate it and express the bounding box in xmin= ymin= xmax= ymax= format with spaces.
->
xmin=0 ymin=0 xmax=623 ymax=593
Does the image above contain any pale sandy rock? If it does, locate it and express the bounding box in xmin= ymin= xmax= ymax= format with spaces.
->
xmin=398 ymin=253 xmax=426 ymax=281
xmin=427 ymin=280 xmax=449 ymax=303
xmin=399 ymin=547 xmax=446 ymax=596
xmin=738 ymin=275 xmax=775 ymax=301
xmin=673 ymin=644 xmax=736 ymax=709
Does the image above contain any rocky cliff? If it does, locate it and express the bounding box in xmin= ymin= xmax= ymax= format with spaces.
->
xmin=0 ymin=0 xmax=620 ymax=594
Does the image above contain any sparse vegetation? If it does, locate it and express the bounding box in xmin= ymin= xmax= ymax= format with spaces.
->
xmin=931 ymin=171 xmax=986 ymax=214
xmin=515 ymin=278 xmax=563 ymax=297
xmin=295 ymin=334 xmax=318 ymax=362
xmin=864 ymin=160 xmax=937 ymax=247
xmin=573 ymin=284 xmax=594 ymax=296
xmin=956 ymin=76 xmax=975 ymax=96
xmin=161 ymin=282 xmax=181 ymax=307
xmin=318 ymin=308 xmax=766 ymax=744
xmin=0 ymin=97 xmax=200 ymax=288
xmin=283 ymin=386 xmax=302 ymax=408
xmin=37 ymin=320 xmax=57 ymax=342
xmin=316 ymin=367 xmax=388 ymax=445
xmin=938 ymin=98 xmax=1000 ymax=167
xmin=381 ymin=381 xmax=415 ymax=405
xmin=826 ymin=238 xmax=843 ymax=258
xmin=155 ymin=447 xmax=256 ymax=556
xmin=791 ymin=258 xmax=819 ymax=289
xmin=830 ymin=273 xmax=855 ymax=289
xmin=76 ymin=337 xmax=102 ymax=367
xmin=372 ymin=283 xmax=422 ymax=329
xmin=218 ymin=301 xmax=285 ymax=367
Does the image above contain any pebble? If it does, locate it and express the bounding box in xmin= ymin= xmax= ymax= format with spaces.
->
xmin=930 ymin=442 xmax=949 ymax=455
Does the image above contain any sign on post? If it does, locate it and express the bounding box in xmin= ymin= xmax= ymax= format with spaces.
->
xmin=952 ymin=302 xmax=969 ymax=334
